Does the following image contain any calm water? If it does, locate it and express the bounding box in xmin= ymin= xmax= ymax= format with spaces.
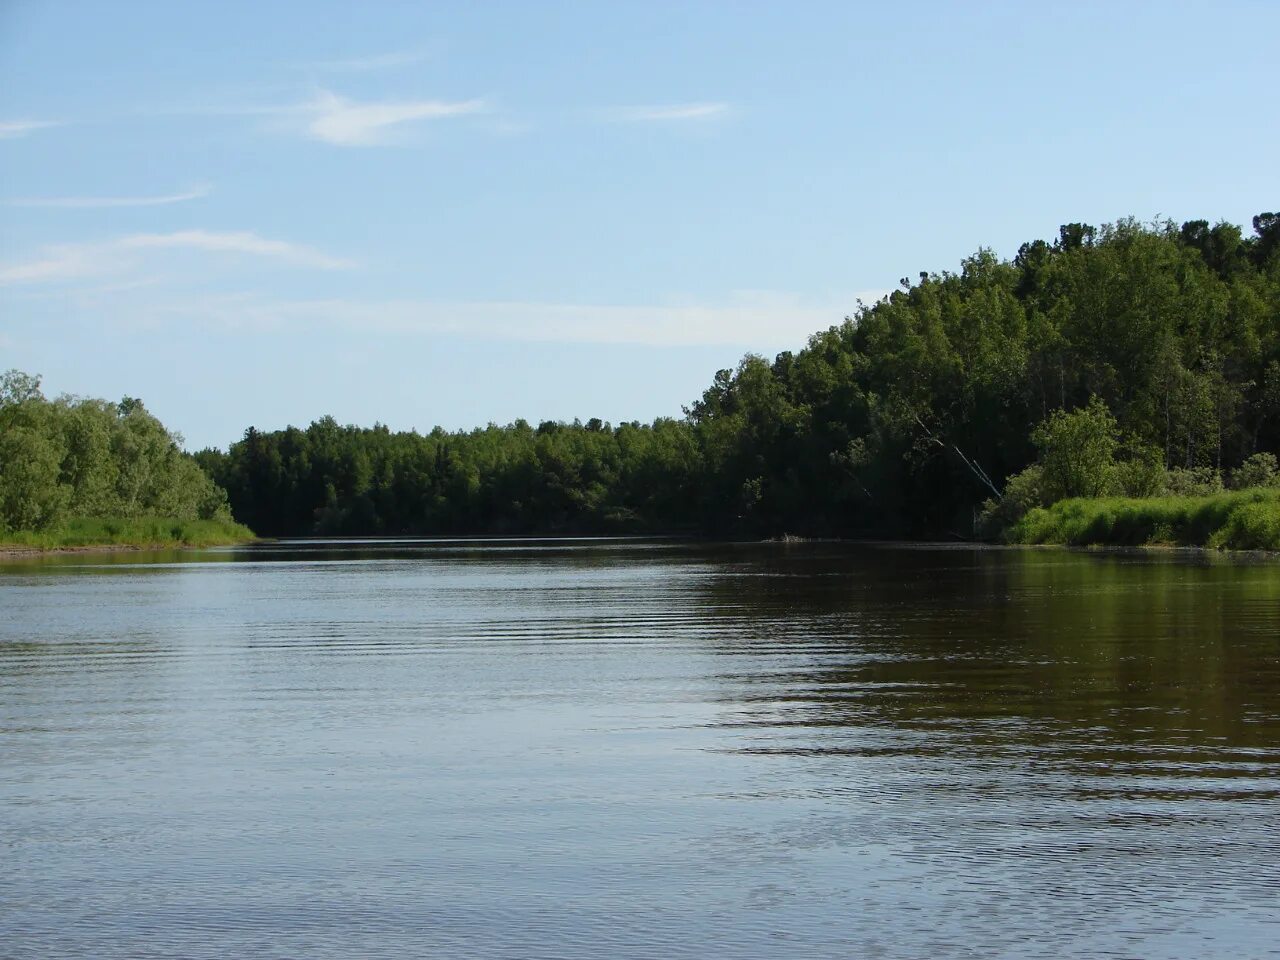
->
xmin=2 ymin=539 xmax=1279 ymax=959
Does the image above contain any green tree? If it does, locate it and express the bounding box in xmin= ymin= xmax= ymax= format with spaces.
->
xmin=1032 ymin=397 xmax=1120 ymax=502
xmin=0 ymin=371 xmax=235 ymax=532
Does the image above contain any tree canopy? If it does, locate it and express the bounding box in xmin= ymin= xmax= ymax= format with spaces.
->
xmin=10 ymin=212 xmax=1279 ymax=541
xmin=0 ymin=372 xmax=233 ymax=534
xmin=196 ymin=213 xmax=1280 ymax=539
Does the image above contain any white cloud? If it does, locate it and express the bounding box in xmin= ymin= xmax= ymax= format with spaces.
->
xmin=0 ymin=230 xmax=351 ymax=285
xmin=305 ymin=49 xmax=433 ymax=72
xmin=609 ymin=102 xmax=729 ymax=122
xmin=0 ymin=120 xmax=61 ymax=140
xmin=125 ymin=89 xmax=485 ymax=146
xmin=121 ymin=230 xmax=352 ymax=268
xmin=302 ymin=90 xmax=485 ymax=146
xmin=7 ymin=184 xmax=212 ymax=209
xmin=155 ymin=290 xmax=889 ymax=348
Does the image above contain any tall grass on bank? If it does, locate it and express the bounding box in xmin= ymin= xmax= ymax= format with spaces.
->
xmin=1007 ymin=488 xmax=1280 ymax=551
xmin=0 ymin=516 xmax=257 ymax=550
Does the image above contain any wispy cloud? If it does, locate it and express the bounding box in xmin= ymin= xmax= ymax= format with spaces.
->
xmin=152 ymin=290 xmax=887 ymax=347
xmin=121 ymin=230 xmax=350 ymax=268
xmin=608 ymin=102 xmax=730 ymax=122
xmin=7 ymin=183 xmax=212 ymax=209
xmin=115 ymin=88 xmax=486 ymax=147
xmin=0 ymin=119 xmax=62 ymax=140
xmin=0 ymin=230 xmax=351 ymax=285
xmin=304 ymin=49 xmax=433 ymax=72
xmin=302 ymin=90 xmax=485 ymax=146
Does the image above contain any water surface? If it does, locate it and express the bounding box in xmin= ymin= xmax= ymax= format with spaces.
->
xmin=3 ymin=540 xmax=1279 ymax=958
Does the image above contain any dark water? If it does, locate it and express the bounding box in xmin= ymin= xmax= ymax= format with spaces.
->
xmin=2 ymin=539 xmax=1279 ymax=959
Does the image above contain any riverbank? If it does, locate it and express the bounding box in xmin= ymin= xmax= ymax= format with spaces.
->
xmin=0 ymin=516 xmax=258 ymax=556
xmin=1005 ymin=487 xmax=1280 ymax=550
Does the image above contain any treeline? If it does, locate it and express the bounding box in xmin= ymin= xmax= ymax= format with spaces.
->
xmin=0 ymin=370 xmax=233 ymax=534
xmin=191 ymin=212 xmax=1277 ymax=539
xmin=195 ymin=417 xmax=702 ymax=537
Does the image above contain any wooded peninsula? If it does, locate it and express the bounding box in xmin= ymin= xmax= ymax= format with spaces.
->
xmin=4 ymin=213 xmax=1279 ymax=550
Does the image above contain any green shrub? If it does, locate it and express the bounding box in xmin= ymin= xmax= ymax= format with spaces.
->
xmin=1164 ymin=466 xmax=1224 ymax=496
xmin=1114 ymin=445 xmax=1166 ymax=497
xmin=1004 ymin=488 xmax=1280 ymax=550
xmin=1230 ymin=452 xmax=1280 ymax=490
xmin=1 ymin=516 xmax=256 ymax=550
xmin=1032 ymin=397 xmax=1119 ymax=502
xmin=977 ymin=464 xmax=1044 ymax=537
xmin=1210 ymin=500 xmax=1280 ymax=550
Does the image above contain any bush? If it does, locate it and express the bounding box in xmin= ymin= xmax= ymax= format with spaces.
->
xmin=0 ymin=516 xmax=255 ymax=549
xmin=1004 ymin=488 xmax=1280 ymax=550
xmin=1230 ymin=452 xmax=1280 ymax=490
xmin=1114 ymin=445 xmax=1166 ymax=497
xmin=1032 ymin=397 xmax=1119 ymax=502
xmin=1210 ymin=499 xmax=1280 ymax=549
xmin=984 ymin=413 xmax=1160 ymax=539
xmin=1164 ymin=466 xmax=1224 ymax=496
xmin=977 ymin=464 xmax=1044 ymax=537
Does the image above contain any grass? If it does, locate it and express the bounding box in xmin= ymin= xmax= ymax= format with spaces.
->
xmin=1006 ymin=487 xmax=1280 ymax=551
xmin=0 ymin=516 xmax=257 ymax=551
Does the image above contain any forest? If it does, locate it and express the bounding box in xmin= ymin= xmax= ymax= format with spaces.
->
xmin=5 ymin=212 xmax=1279 ymax=545
xmin=194 ymin=213 xmax=1280 ymax=540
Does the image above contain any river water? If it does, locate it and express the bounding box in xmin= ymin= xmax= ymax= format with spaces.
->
xmin=2 ymin=539 xmax=1278 ymax=958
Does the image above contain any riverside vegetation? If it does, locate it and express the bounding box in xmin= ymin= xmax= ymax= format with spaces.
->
xmin=196 ymin=213 xmax=1280 ymax=548
xmin=4 ymin=213 xmax=1279 ymax=550
xmin=0 ymin=371 xmax=252 ymax=549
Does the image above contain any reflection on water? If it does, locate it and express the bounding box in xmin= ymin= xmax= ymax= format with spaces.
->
xmin=2 ymin=540 xmax=1278 ymax=958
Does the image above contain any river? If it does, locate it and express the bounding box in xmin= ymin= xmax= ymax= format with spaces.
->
xmin=2 ymin=539 xmax=1278 ymax=958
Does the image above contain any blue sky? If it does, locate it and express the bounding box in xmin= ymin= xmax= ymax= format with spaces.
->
xmin=2 ymin=1 xmax=1277 ymax=450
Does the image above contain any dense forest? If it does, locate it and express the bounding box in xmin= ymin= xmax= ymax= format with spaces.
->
xmin=189 ymin=213 xmax=1280 ymax=540
xmin=0 ymin=370 xmax=234 ymax=536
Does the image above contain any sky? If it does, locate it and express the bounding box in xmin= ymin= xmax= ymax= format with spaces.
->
xmin=2 ymin=1 xmax=1277 ymax=451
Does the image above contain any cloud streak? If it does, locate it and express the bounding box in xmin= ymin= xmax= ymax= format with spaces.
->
xmin=0 ymin=230 xmax=351 ymax=285
xmin=121 ymin=230 xmax=350 ymax=268
xmin=94 ymin=89 xmax=485 ymax=147
xmin=0 ymin=119 xmax=62 ymax=140
xmin=609 ymin=102 xmax=729 ymax=122
xmin=302 ymin=91 xmax=485 ymax=146
xmin=7 ymin=184 xmax=212 ymax=209
xmin=304 ymin=49 xmax=433 ymax=72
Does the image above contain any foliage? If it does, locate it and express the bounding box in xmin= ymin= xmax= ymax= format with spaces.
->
xmin=1007 ymin=488 xmax=1280 ymax=550
xmin=0 ymin=516 xmax=255 ymax=549
xmin=1113 ymin=444 xmax=1167 ymax=498
xmin=8 ymin=210 xmax=1280 ymax=543
xmin=976 ymin=465 xmax=1044 ymax=537
xmin=1162 ymin=466 xmax=1225 ymax=497
xmin=199 ymin=212 xmax=1279 ymax=540
xmin=665 ymin=213 xmax=1280 ymax=538
xmin=0 ymin=372 xmax=235 ymax=535
xmin=1230 ymin=452 xmax=1280 ymax=489
xmin=196 ymin=415 xmax=704 ymax=537
xmin=1031 ymin=397 xmax=1120 ymax=502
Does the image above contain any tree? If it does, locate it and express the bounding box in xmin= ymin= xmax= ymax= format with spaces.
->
xmin=1032 ymin=397 xmax=1120 ymax=502
xmin=184 ymin=213 xmax=1280 ymax=540
xmin=0 ymin=373 xmax=235 ymax=531
xmin=0 ymin=369 xmax=44 ymax=406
